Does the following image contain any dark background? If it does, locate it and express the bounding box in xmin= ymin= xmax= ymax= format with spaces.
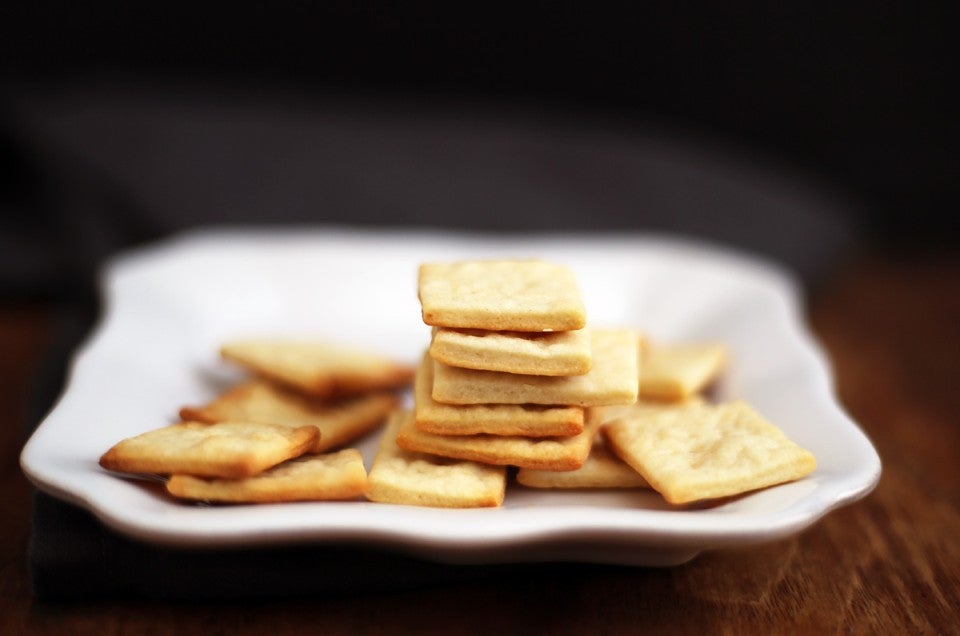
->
xmin=1 ymin=2 xmax=956 ymax=296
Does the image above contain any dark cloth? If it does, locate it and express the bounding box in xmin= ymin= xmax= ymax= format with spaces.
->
xmin=31 ymin=490 xmax=603 ymax=601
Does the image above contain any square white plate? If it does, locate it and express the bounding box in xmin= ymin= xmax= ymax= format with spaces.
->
xmin=20 ymin=228 xmax=880 ymax=566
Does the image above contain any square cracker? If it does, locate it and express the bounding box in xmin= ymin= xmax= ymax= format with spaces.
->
xmin=516 ymin=408 xmax=648 ymax=488
xmin=639 ymin=343 xmax=726 ymax=401
xmin=180 ymin=381 xmax=397 ymax=452
xmin=418 ymin=260 xmax=587 ymax=332
xmin=166 ymin=449 xmax=368 ymax=503
xmin=431 ymin=329 xmax=639 ymax=407
xmin=587 ymin=395 xmax=706 ymax=427
xmin=396 ymin=406 xmax=602 ymax=471
xmin=220 ymin=339 xmax=414 ymax=399
xmin=516 ymin=442 xmax=649 ymax=489
xmin=99 ymin=421 xmax=318 ymax=479
xmin=603 ymin=400 xmax=816 ymax=504
xmin=414 ymin=353 xmax=584 ymax=437
xmin=429 ymin=326 xmax=592 ymax=376
xmin=366 ymin=411 xmax=507 ymax=508
xmin=520 ymin=399 xmax=705 ymax=489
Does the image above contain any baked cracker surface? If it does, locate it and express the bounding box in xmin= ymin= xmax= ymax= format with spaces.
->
xmin=366 ymin=411 xmax=507 ymax=508
xmin=418 ymin=259 xmax=587 ymax=331
xmin=220 ymin=339 xmax=414 ymax=398
xmin=431 ymin=329 xmax=639 ymax=407
xmin=99 ymin=420 xmax=318 ymax=479
xmin=640 ymin=343 xmax=726 ymax=401
xmin=516 ymin=440 xmax=649 ymax=489
xmin=603 ymin=400 xmax=816 ymax=504
xmin=413 ymin=352 xmax=584 ymax=436
xmin=429 ymin=326 xmax=592 ymax=376
xmin=180 ymin=380 xmax=396 ymax=452
xmin=396 ymin=407 xmax=602 ymax=471
xmin=166 ymin=449 xmax=368 ymax=503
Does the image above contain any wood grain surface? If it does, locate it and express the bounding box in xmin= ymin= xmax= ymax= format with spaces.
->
xmin=2 ymin=252 xmax=958 ymax=634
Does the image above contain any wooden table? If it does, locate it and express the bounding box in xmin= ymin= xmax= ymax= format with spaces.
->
xmin=2 ymin=251 xmax=958 ymax=634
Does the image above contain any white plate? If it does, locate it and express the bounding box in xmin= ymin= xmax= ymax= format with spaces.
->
xmin=20 ymin=228 xmax=880 ymax=566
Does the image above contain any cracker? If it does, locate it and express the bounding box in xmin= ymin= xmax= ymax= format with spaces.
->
xmin=429 ymin=326 xmax=592 ymax=376
xmin=516 ymin=440 xmax=649 ymax=489
xmin=396 ymin=407 xmax=602 ymax=470
xmin=588 ymin=395 xmax=706 ymax=427
xmin=431 ymin=329 xmax=639 ymax=407
xmin=414 ymin=353 xmax=584 ymax=437
xmin=366 ymin=411 xmax=507 ymax=508
xmin=418 ymin=260 xmax=587 ymax=332
xmin=220 ymin=339 xmax=414 ymax=398
xmin=99 ymin=421 xmax=318 ymax=479
xmin=166 ymin=449 xmax=367 ymax=503
xmin=639 ymin=343 xmax=726 ymax=401
xmin=603 ymin=400 xmax=816 ymax=504
xmin=516 ymin=407 xmax=648 ymax=488
xmin=179 ymin=381 xmax=396 ymax=452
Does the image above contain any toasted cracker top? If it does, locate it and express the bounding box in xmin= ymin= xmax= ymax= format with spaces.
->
xmin=418 ymin=259 xmax=587 ymax=332
xmin=431 ymin=329 xmax=639 ymax=407
xmin=99 ymin=420 xmax=318 ymax=479
xmin=429 ymin=326 xmax=592 ymax=376
xmin=220 ymin=339 xmax=414 ymax=398
xmin=179 ymin=380 xmax=397 ymax=452
xmin=603 ymin=400 xmax=816 ymax=504
xmin=639 ymin=342 xmax=726 ymax=401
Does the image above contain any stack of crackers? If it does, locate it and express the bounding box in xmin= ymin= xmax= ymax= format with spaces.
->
xmin=363 ymin=259 xmax=640 ymax=507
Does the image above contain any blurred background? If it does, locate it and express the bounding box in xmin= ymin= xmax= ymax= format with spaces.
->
xmin=1 ymin=2 xmax=956 ymax=298
xmin=2 ymin=4 xmax=958 ymax=611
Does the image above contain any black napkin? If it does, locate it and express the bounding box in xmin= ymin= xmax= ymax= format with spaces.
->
xmin=30 ymin=490 xmax=569 ymax=601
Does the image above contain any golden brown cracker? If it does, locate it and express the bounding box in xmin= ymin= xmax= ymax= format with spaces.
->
xmin=639 ymin=343 xmax=726 ymax=401
xmin=366 ymin=411 xmax=507 ymax=508
xmin=413 ymin=353 xmax=584 ymax=437
xmin=429 ymin=326 xmax=592 ymax=376
xmin=516 ymin=440 xmax=649 ymax=489
xmin=603 ymin=400 xmax=816 ymax=504
xmin=166 ymin=449 xmax=367 ymax=503
xmin=180 ymin=381 xmax=396 ymax=452
xmin=431 ymin=329 xmax=639 ymax=407
xmin=99 ymin=420 xmax=318 ymax=479
xmin=418 ymin=259 xmax=587 ymax=331
xmin=220 ymin=339 xmax=414 ymax=398
xmin=587 ymin=395 xmax=706 ymax=428
xmin=396 ymin=407 xmax=602 ymax=471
